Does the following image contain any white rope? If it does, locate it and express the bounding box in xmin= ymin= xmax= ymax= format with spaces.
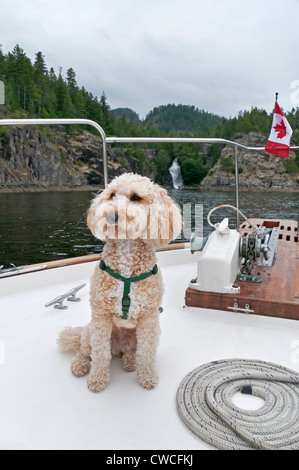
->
xmin=207 ymin=204 xmax=261 ymax=234
xmin=177 ymin=358 xmax=299 ymax=450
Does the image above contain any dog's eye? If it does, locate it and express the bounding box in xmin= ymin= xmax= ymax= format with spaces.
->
xmin=130 ymin=194 xmax=142 ymax=202
xmin=109 ymin=192 xmax=116 ymax=199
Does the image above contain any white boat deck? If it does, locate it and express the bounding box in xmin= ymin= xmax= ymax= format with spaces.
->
xmin=0 ymin=248 xmax=298 ymax=450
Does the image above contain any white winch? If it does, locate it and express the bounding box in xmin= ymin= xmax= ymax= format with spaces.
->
xmin=189 ymin=205 xmax=272 ymax=295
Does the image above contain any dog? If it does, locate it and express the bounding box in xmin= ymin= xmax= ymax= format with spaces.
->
xmin=57 ymin=173 xmax=182 ymax=392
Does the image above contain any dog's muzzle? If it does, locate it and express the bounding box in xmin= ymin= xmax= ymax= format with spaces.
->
xmin=106 ymin=212 xmax=119 ymax=225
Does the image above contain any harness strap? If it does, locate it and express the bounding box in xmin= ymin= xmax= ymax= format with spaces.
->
xmin=99 ymin=259 xmax=158 ymax=320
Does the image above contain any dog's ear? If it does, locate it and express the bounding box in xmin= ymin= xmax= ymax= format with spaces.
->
xmin=159 ymin=188 xmax=182 ymax=243
xmin=86 ymin=191 xmax=104 ymax=237
xmin=148 ymin=188 xmax=182 ymax=247
xmin=87 ymin=204 xmax=97 ymax=237
xmin=87 ymin=207 xmax=95 ymax=232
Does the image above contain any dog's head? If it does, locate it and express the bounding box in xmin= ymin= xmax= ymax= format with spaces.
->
xmin=87 ymin=173 xmax=182 ymax=247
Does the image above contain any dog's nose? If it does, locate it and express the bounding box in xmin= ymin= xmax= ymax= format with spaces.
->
xmin=106 ymin=212 xmax=118 ymax=225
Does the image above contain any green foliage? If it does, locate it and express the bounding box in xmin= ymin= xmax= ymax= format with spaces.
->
xmin=112 ymin=108 xmax=141 ymax=124
xmin=180 ymin=156 xmax=208 ymax=185
xmin=144 ymin=104 xmax=224 ymax=135
xmin=0 ymin=44 xmax=116 ymax=135
xmin=154 ymin=149 xmax=171 ymax=184
xmin=1 ymin=44 xmax=299 ymax=186
xmin=211 ymin=107 xmax=273 ymax=140
xmin=283 ymin=158 xmax=299 ymax=174
xmin=207 ymin=143 xmax=222 ymax=165
xmin=220 ymin=156 xmax=235 ymax=173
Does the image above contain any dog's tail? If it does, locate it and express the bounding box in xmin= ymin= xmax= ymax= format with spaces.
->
xmin=57 ymin=326 xmax=83 ymax=353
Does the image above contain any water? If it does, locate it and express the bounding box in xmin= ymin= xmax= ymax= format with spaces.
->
xmin=0 ymin=189 xmax=298 ymax=266
xmin=0 ymin=191 xmax=99 ymax=266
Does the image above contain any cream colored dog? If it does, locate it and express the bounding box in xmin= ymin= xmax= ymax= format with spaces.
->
xmin=57 ymin=173 xmax=182 ymax=392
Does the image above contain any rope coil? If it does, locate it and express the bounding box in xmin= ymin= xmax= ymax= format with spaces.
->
xmin=176 ymin=359 xmax=299 ymax=450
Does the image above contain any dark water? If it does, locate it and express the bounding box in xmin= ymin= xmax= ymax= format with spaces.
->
xmin=0 ymin=189 xmax=298 ymax=266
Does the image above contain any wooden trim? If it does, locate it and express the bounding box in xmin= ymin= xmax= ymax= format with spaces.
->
xmin=185 ymin=287 xmax=299 ymax=321
xmin=1 ymin=242 xmax=189 ymax=278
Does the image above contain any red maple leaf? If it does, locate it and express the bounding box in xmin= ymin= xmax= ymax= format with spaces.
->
xmin=273 ymin=119 xmax=287 ymax=139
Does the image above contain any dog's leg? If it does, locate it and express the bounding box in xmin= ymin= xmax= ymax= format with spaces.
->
xmin=136 ymin=314 xmax=160 ymax=390
xmin=114 ymin=328 xmax=136 ymax=372
xmin=87 ymin=318 xmax=113 ymax=393
xmin=122 ymin=350 xmax=136 ymax=372
xmin=71 ymin=324 xmax=91 ymax=378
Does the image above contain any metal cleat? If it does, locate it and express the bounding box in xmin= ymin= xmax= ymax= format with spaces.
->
xmin=45 ymin=284 xmax=86 ymax=310
xmin=67 ymin=284 xmax=86 ymax=302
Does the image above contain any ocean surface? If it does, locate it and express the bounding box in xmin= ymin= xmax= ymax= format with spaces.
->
xmin=0 ymin=189 xmax=298 ymax=266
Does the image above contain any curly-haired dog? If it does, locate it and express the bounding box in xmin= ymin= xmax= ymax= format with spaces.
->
xmin=57 ymin=173 xmax=182 ymax=392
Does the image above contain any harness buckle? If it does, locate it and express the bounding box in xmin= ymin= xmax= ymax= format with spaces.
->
xmin=122 ymin=296 xmax=131 ymax=309
xmin=121 ymin=296 xmax=130 ymax=320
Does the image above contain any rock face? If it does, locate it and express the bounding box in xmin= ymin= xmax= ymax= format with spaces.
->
xmin=0 ymin=126 xmax=125 ymax=190
xmin=1 ymin=127 xmax=298 ymax=191
xmin=200 ymin=132 xmax=299 ymax=190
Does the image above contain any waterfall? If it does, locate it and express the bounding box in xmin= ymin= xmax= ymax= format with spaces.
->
xmin=169 ymin=158 xmax=184 ymax=189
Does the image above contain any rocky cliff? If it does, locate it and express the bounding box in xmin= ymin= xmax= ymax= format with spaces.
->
xmin=0 ymin=125 xmax=125 ymax=191
xmin=200 ymin=132 xmax=299 ymax=190
xmin=1 ymin=127 xmax=298 ymax=191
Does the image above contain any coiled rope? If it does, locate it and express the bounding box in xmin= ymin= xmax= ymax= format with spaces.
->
xmin=177 ymin=359 xmax=299 ymax=450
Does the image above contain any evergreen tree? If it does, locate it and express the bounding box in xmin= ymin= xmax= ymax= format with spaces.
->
xmin=0 ymin=45 xmax=6 ymax=77
xmin=99 ymin=92 xmax=115 ymax=134
xmin=66 ymin=67 xmax=77 ymax=88
xmin=34 ymin=52 xmax=47 ymax=79
xmin=0 ymin=43 xmax=298 ymax=153
xmin=6 ymin=44 xmax=35 ymax=111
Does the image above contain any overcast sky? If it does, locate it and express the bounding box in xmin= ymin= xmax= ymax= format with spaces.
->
xmin=1 ymin=0 xmax=299 ymax=119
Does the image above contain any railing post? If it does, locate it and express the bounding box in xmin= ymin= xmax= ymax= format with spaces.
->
xmin=234 ymin=146 xmax=240 ymax=229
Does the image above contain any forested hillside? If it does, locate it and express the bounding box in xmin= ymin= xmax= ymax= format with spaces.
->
xmin=1 ymin=44 xmax=299 ymax=187
xmin=144 ymin=104 xmax=224 ymax=134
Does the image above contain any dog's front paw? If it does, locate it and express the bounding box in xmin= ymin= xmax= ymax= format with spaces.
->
xmin=137 ymin=368 xmax=159 ymax=390
xmin=71 ymin=354 xmax=91 ymax=377
xmin=87 ymin=371 xmax=110 ymax=393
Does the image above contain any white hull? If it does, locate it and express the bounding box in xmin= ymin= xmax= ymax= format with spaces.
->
xmin=0 ymin=247 xmax=298 ymax=450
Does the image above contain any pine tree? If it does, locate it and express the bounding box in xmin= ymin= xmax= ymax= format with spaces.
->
xmin=55 ymin=69 xmax=73 ymax=117
xmin=0 ymin=45 xmax=6 ymax=77
xmin=99 ymin=92 xmax=115 ymax=134
xmin=7 ymin=44 xmax=34 ymax=111
xmin=34 ymin=52 xmax=47 ymax=78
xmin=66 ymin=68 xmax=77 ymax=88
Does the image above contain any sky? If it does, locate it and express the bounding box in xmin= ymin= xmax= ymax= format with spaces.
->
xmin=1 ymin=0 xmax=299 ymax=119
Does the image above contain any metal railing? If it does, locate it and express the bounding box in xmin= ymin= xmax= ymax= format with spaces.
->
xmin=0 ymin=118 xmax=109 ymax=186
xmin=1 ymin=118 xmax=298 ymax=228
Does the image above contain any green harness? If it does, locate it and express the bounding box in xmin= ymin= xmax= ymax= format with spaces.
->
xmin=99 ymin=259 xmax=158 ymax=320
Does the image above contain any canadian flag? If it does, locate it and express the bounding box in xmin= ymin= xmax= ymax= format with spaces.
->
xmin=265 ymin=101 xmax=293 ymax=158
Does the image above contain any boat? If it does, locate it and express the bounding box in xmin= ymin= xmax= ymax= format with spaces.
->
xmin=1 ymin=118 xmax=299 ymax=451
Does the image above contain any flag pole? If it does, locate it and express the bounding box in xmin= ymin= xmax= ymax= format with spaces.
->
xmin=275 ymin=92 xmax=278 ymax=102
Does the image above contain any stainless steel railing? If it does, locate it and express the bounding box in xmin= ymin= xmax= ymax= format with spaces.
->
xmin=0 ymin=118 xmax=109 ymax=186
xmin=1 ymin=118 xmax=298 ymax=227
